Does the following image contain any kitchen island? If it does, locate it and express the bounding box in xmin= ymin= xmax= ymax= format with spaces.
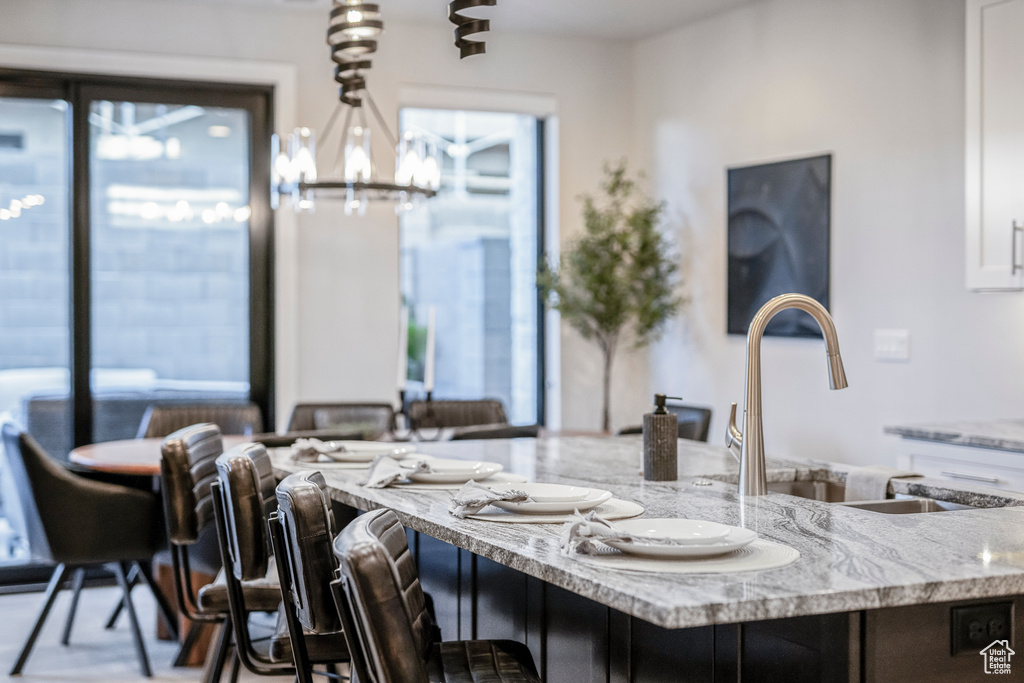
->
xmin=271 ymin=436 xmax=1024 ymax=682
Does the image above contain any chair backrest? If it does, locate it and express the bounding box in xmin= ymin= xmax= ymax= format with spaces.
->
xmin=667 ymin=404 xmax=713 ymax=442
xmin=275 ymin=470 xmax=342 ymax=633
xmin=140 ymin=402 xmax=263 ymax=439
xmin=215 ymin=442 xmax=276 ymax=581
xmin=286 ymin=402 xmax=395 ymax=440
xmin=0 ymin=422 xmax=53 ymax=561
xmin=332 ymin=508 xmax=435 ymax=683
xmin=408 ymin=399 xmax=507 ymax=429
xmin=160 ymin=423 xmax=224 ymax=545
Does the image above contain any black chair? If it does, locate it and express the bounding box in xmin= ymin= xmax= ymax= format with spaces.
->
xmin=269 ymin=470 xmax=351 ymax=683
xmin=160 ymin=423 xmax=282 ymax=683
xmin=140 ymin=402 xmax=263 ymax=439
xmin=448 ymin=423 xmax=541 ymax=440
xmin=331 ymin=508 xmax=541 ymax=683
xmin=286 ymin=402 xmax=396 ymax=441
xmin=1 ymin=422 xmax=171 ymax=677
xmin=408 ymin=398 xmax=508 ymax=430
xmin=618 ymin=404 xmax=713 ymax=442
xmin=212 ymin=442 xmax=349 ymax=678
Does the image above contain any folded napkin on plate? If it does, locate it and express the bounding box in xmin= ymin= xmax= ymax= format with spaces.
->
xmin=560 ymin=510 xmax=686 ymax=556
xmin=290 ymin=437 xmax=346 ymax=462
xmin=448 ymin=480 xmax=531 ymax=518
xmin=359 ymin=454 xmax=433 ymax=488
xmin=843 ymin=465 xmax=921 ymax=501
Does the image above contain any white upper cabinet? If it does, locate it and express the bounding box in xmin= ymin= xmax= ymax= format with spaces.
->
xmin=966 ymin=0 xmax=1024 ymax=290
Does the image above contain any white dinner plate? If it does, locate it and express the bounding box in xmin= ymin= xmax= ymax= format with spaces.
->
xmin=492 ymin=488 xmax=613 ymax=514
xmin=319 ymin=442 xmax=416 ymax=463
xmin=605 ymin=519 xmax=757 ymax=558
xmin=407 ymin=458 xmax=504 ymax=484
xmin=487 ymin=482 xmax=590 ymax=503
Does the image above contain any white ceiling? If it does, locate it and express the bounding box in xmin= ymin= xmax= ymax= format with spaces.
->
xmin=182 ymin=0 xmax=763 ymax=41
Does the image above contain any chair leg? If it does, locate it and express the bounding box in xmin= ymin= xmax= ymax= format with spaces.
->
xmin=174 ymin=621 xmax=204 ymax=668
xmin=134 ymin=560 xmax=179 ymax=640
xmin=59 ymin=567 xmax=85 ymax=646
xmin=203 ymin=619 xmax=233 ymax=683
xmin=103 ymin=562 xmax=139 ymax=630
xmin=114 ymin=561 xmax=152 ymax=678
xmin=10 ymin=563 xmax=70 ymax=675
xmin=228 ymin=649 xmax=241 ymax=683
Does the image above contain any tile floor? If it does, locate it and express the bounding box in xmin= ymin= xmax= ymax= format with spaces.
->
xmin=0 ymin=585 xmax=265 ymax=682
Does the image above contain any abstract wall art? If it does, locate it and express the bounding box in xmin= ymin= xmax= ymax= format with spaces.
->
xmin=727 ymin=154 xmax=832 ymax=337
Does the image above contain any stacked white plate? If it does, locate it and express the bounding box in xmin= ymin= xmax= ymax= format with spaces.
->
xmin=604 ymin=519 xmax=757 ymax=558
xmin=318 ymin=442 xmax=416 ymax=463
xmin=487 ymin=482 xmax=613 ymax=514
xmin=406 ymin=458 xmax=504 ymax=484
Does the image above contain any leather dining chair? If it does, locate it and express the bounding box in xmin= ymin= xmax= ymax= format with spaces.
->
xmin=211 ymin=442 xmax=349 ymax=678
xmin=1 ymin=422 xmax=167 ymax=677
xmin=618 ymin=404 xmax=713 ymax=442
xmin=286 ymin=402 xmax=396 ymax=441
xmin=331 ymin=507 xmax=541 ymax=683
xmin=268 ymin=470 xmax=351 ymax=683
xmin=407 ymin=398 xmax=508 ymax=430
xmin=160 ymin=423 xmax=282 ymax=683
xmin=139 ymin=402 xmax=264 ymax=439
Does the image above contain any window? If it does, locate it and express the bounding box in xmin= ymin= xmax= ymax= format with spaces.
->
xmin=399 ymin=108 xmax=544 ymax=425
xmin=0 ymin=72 xmax=273 ymax=572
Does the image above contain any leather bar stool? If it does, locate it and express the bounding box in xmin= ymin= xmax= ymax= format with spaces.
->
xmin=332 ymin=507 xmax=541 ymax=683
xmin=160 ymin=423 xmax=281 ymax=683
xmin=211 ymin=442 xmax=349 ymax=678
xmin=268 ymin=470 xmax=351 ymax=683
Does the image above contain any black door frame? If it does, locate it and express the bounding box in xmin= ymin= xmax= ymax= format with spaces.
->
xmin=0 ymin=68 xmax=275 ymax=583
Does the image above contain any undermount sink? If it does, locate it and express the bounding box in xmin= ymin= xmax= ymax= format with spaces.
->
xmin=767 ymin=481 xmax=976 ymax=514
xmin=767 ymin=480 xmax=847 ymax=502
xmin=838 ymin=496 xmax=973 ymax=514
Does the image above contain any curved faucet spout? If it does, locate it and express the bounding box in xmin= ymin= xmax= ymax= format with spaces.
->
xmin=737 ymin=293 xmax=847 ymax=496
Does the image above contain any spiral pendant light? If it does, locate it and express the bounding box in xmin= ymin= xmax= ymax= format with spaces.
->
xmin=448 ymin=0 xmax=497 ymax=58
xmin=273 ymin=0 xmax=440 ymax=215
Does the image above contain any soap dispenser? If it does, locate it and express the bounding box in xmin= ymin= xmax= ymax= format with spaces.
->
xmin=643 ymin=394 xmax=680 ymax=481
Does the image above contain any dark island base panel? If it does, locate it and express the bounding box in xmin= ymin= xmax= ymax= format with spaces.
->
xmin=412 ymin=532 xmax=854 ymax=682
xmin=410 ymin=531 xmax=1024 ymax=683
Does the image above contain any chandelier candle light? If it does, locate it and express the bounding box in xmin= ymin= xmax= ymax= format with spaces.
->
xmin=273 ymin=0 xmax=440 ymax=214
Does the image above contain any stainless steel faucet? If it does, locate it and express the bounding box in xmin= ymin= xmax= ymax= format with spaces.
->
xmin=726 ymin=293 xmax=848 ymax=495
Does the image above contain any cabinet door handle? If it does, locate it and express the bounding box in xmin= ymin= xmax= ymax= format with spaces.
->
xmin=1013 ymin=221 xmax=1023 ymax=274
xmin=939 ymin=470 xmax=1000 ymax=484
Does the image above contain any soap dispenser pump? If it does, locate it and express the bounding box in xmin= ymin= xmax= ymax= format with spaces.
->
xmin=643 ymin=394 xmax=681 ymax=481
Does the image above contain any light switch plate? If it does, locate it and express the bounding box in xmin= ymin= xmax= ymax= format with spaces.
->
xmin=874 ymin=329 xmax=910 ymax=362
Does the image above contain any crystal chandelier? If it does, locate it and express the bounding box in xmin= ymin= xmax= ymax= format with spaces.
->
xmin=273 ymin=1 xmax=440 ymax=215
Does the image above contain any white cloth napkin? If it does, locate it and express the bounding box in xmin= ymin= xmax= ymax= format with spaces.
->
xmin=843 ymin=466 xmax=921 ymax=501
xmin=359 ymin=454 xmax=433 ymax=488
xmin=448 ymin=480 xmax=531 ymax=518
xmin=290 ymin=437 xmax=346 ymax=462
xmin=560 ymin=510 xmax=688 ymax=556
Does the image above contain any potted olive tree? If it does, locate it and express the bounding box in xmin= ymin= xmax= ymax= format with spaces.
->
xmin=539 ymin=161 xmax=683 ymax=433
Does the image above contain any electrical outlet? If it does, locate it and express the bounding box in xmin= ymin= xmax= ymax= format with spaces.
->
xmin=951 ymin=602 xmax=1014 ymax=655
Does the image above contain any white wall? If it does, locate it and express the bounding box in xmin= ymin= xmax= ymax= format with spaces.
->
xmin=634 ymin=0 xmax=1024 ymax=464
xmin=0 ymin=0 xmax=637 ymax=432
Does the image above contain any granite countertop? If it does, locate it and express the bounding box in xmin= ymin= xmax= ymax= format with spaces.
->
xmin=885 ymin=419 xmax=1024 ymax=453
xmin=271 ymin=436 xmax=1024 ymax=630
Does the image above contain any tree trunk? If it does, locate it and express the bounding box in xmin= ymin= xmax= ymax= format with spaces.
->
xmin=600 ymin=338 xmax=616 ymax=434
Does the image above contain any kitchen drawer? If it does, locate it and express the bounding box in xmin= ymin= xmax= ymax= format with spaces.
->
xmin=903 ymin=452 xmax=1024 ymax=492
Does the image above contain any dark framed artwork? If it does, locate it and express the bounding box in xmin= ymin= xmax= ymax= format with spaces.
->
xmin=727 ymin=154 xmax=832 ymax=337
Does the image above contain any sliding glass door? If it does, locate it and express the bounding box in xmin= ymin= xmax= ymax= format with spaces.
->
xmin=0 ymin=92 xmax=71 ymax=566
xmin=0 ymin=73 xmax=274 ymax=575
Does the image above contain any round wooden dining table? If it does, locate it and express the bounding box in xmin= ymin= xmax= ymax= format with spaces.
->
xmin=69 ymin=434 xmax=249 ymax=476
